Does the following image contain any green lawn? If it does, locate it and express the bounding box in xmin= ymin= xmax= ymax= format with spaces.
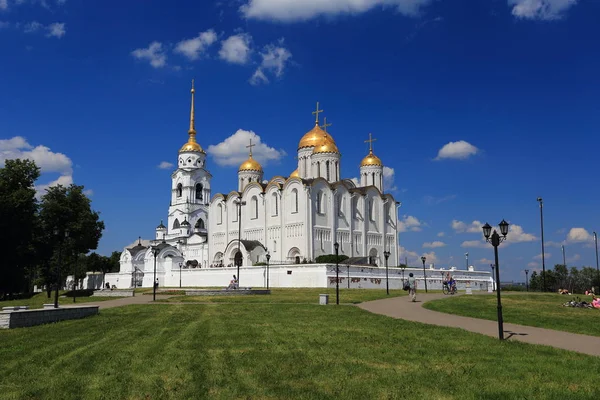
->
xmin=0 ymin=292 xmax=120 ymax=309
xmin=1 ymin=304 xmax=599 ymax=399
xmin=159 ymin=287 xmax=406 ymax=304
xmin=424 ymin=293 xmax=600 ymax=336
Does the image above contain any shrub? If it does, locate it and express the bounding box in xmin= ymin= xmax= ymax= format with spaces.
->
xmin=315 ymin=254 xmax=350 ymax=264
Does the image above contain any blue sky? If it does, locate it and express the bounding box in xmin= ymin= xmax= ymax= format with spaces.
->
xmin=1 ymin=0 xmax=599 ymax=281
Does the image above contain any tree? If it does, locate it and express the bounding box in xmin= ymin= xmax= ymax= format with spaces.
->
xmin=529 ymin=271 xmax=540 ymax=291
xmin=0 ymin=159 xmax=40 ymax=299
xmin=37 ymin=184 xmax=105 ymax=294
xmin=553 ymin=264 xmax=568 ymax=291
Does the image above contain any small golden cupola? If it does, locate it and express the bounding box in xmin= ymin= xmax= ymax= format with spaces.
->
xmin=360 ymin=133 xmax=383 ymax=167
xmin=360 ymin=133 xmax=384 ymax=192
xmin=289 ymin=169 xmax=300 ymax=178
xmin=312 ymin=117 xmax=340 ymax=155
xmin=180 ymin=80 xmax=206 ymax=154
xmin=238 ymin=138 xmax=264 ymax=191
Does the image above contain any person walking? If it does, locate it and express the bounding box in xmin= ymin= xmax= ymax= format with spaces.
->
xmin=408 ymin=272 xmax=417 ymax=302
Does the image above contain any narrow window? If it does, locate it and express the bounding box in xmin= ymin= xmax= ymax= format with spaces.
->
xmin=326 ymin=161 xmax=330 ymax=181
xmin=292 ymin=189 xmax=299 ymax=213
xmin=177 ymin=183 xmax=182 ymax=198
xmin=173 ymin=218 xmax=180 ymax=229
xmin=196 ymin=183 xmax=203 ymax=200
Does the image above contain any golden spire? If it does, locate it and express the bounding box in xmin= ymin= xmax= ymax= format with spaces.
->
xmin=312 ymin=101 xmax=323 ymax=125
xmin=179 ymin=79 xmax=205 ymax=153
xmin=365 ymin=133 xmax=377 ymax=153
xmin=189 ymin=79 xmax=195 ymax=133
xmin=320 ymin=117 xmax=332 ymax=133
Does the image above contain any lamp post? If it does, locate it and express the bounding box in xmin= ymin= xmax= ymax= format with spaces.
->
xmin=465 ymin=252 xmax=469 ymax=270
xmin=524 ymin=269 xmax=529 ymax=292
xmin=490 ymin=264 xmax=495 ymax=291
xmin=421 ymin=256 xmax=428 ymax=293
xmin=537 ymin=197 xmax=546 ymax=292
xmin=562 ymin=245 xmax=566 ymax=267
xmin=177 ymin=239 xmax=184 ymax=288
xmin=151 ymin=245 xmax=160 ymax=301
xmin=235 ymin=197 xmax=246 ymax=287
xmin=401 ymin=264 xmax=405 ymax=285
xmin=179 ymin=262 xmax=183 ymax=288
xmin=482 ymin=219 xmax=509 ymax=340
xmin=266 ymin=252 xmax=271 ymax=290
xmin=384 ymin=251 xmax=390 ymax=295
xmin=334 ymin=242 xmax=340 ymax=305
xmin=594 ymin=232 xmax=600 ymax=290
xmin=53 ymin=229 xmax=69 ymax=309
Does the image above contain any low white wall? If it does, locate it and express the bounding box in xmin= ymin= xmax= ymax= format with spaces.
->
xmin=0 ymin=305 xmax=99 ymax=329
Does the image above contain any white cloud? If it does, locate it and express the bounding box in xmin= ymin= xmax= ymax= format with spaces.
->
xmin=528 ymin=261 xmax=539 ymax=267
xmin=250 ymin=39 xmax=292 ymax=85
xmin=24 ymin=21 xmax=43 ymax=33
xmin=398 ymin=215 xmax=422 ymax=233
xmin=566 ymin=227 xmax=592 ymax=243
xmin=434 ymin=140 xmax=479 ymax=161
xmin=461 ymin=240 xmax=488 ymax=248
xmin=420 ymin=251 xmax=438 ymax=265
xmin=219 ymin=33 xmax=252 ymax=64
xmin=533 ymin=252 xmax=551 ymax=260
xmin=0 ymin=0 xmax=7 ymax=10
xmin=46 ymin=22 xmax=65 ymax=38
xmin=478 ymin=258 xmax=493 ymax=265
xmin=451 ymin=219 xmax=483 ymax=233
xmin=158 ymin=161 xmax=174 ymax=169
xmin=240 ymin=0 xmax=433 ymax=22
xmin=383 ymin=166 xmax=397 ymax=192
xmin=437 ymin=232 xmax=445 ymax=237
xmin=509 ymin=0 xmax=578 ymax=20
xmin=131 ymin=41 xmax=167 ymax=68
xmin=174 ymin=29 xmax=217 ymax=61
xmin=0 ymin=136 xmax=74 ymax=197
xmin=508 ymin=224 xmax=536 ymax=243
xmin=207 ymin=129 xmax=286 ymax=167
xmin=398 ymin=245 xmax=418 ymax=262
xmin=423 ymin=241 xmax=445 ymax=248
xmin=568 ymin=254 xmax=581 ymax=262
xmin=83 ymin=189 xmax=93 ymax=197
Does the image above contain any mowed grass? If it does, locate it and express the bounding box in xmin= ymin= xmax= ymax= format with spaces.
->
xmin=0 ymin=292 xmax=120 ymax=309
xmin=159 ymin=287 xmax=406 ymax=304
xmin=1 ymin=304 xmax=600 ymax=399
xmin=424 ymin=293 xmax=600 ymax=336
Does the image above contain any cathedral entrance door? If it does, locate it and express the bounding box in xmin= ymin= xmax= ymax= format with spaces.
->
xmin=234 ymin=251 xmax=243 ymax=267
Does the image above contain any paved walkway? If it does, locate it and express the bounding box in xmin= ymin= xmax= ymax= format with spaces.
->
xmin=358 ymin=293 xmax=600 ymax=357
xmin=76 ymin=295 xmax=173 ymax=309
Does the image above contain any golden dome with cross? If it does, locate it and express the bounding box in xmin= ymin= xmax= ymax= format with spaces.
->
xmin=360 ymin=133 xmax=383 ymax=167
xmin=238 ymin=138 xmax=263 ymax=172
xmin=298 ymin=103 xmax=337 ymax=150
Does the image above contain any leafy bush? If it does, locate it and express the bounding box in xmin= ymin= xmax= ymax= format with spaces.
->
xmin=315 ymin=254 xmax=350 ymax=264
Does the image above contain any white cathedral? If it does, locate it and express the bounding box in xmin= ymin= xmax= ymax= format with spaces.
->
xmin=111 ymin=82 xmax=404 ymax=289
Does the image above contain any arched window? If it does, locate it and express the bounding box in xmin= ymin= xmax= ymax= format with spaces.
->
xmin=317 ymin=191 xmax=326 ymax=214
xmin=338 ymin=195 xmax=344 ymax=217
xmin=196 ymin=183 xmax=203 ymax=200
xmin=195 ymin=219 xmax=205 ymax=230
xmin=272 ymin=193 xmax=278 ymax=216
xmin=316 ymin=191 xmax=321 ymax=214
xmin=326 ymin=161 xmax=330 ymax=181
xmin=217 ymin=204 xmax=223 ymax=224
xmin=335 ymin=161 xmax=339 ymax=181
xmin=316 ymin=162 xmax=321 ymax=178
xmin=176 ymin=183 xmax=182 ymax=198
xmin=251 ymin=196 xmax=258 ymax=219
xmin=291 ymin=189 xmax=298 ymax=213
xmin=173 ymin=218 xmax=180 ymax=229
xmin=372 ymin=173 xmax=375 ymax=186
xmin=368 ymin=199 xmax=373 ymax=221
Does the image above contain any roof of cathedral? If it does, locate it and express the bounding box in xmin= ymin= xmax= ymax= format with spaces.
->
xmin=312 ymin=139 xmax=340 ymax=155
xmin=179 ymin=80 xmax=206 ymax=154
xmin=290 ymin=169 xmax=299 ymax=178
xmin=298 ymin=123 xmax=336 ymax=150
xmin=156 ymin=220 xmax=166 ymax=230
xmin=239 ymin=239 xmax=266 ymax=252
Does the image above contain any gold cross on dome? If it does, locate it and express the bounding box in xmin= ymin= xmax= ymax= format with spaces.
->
xmin=365 ymin=133 xmax=377 ymax=152
xmin=246 ymin=138 xmax=256 ymax=157
xmin=320 ymin=117 xmax=332 ymax=133
xmin=312 ymin=101 xmax=323 ymax=124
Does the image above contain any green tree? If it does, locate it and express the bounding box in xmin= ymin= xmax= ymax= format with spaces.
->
xmin=529 ymin=271 xmax=540 ymax=291
xmin=0 ymin=159 xmax=40 ymax=299
xmin=37 ymin=184 xmax=105 ymax=295
xmin=553 ymin=264 xmax=568 ymax=290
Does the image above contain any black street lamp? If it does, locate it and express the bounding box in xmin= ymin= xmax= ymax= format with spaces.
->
xmin=266 ymin=252 xmax=271 ymax=290
xmin=594 ymin=232 xmax=600 ymax=290
xmin=151 ymin=245 xmax=160 ymax=301
xmin=401 ymin=264 xmax=405 ymax=285
xmin=421 ymin=256 xmax=428 ymax=293
xmin=334 ymin=242 xmax=340 ymax=305
xmin=179 ymin=262 xmax=183 ymax=288
xmin=562 ymin=244 xmax=566 ymax=267
xmin=465 ymin=252 xmax=469 ymax=270
xmin=482 ymin=219 xmax=509 ymax=340
xmin=53 ymin=229 xmax=69 ymax=308
xmin=235 ymin=197 xmax=246 ymax=287
xmin=177 ymin=239 xmax=185 ymax=288
xmin=524 ymin=269 xmax=529 ymax=292
xmin=384 ymin=250 xmax=391 ymax=295
xmin=490 ymin=264 xmax=495 ymax=291
xmin=537 ymin=197 xmax=546 ymax=292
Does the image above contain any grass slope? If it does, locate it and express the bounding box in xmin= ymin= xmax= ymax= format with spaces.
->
xmin=160 ymin=288 xmax=406 ymax=304
xmin=0 ymin=292 xmax=120 ymax=309
xmin=1 ymin=304 xmax=600 ymax=399
xmin=424 ymin=293 xmax=600 ymax=337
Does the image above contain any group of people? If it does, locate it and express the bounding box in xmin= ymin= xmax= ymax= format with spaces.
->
xmin=404 ymin=272 xmax=456 ymax=302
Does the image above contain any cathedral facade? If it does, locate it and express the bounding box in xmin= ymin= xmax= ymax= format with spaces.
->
xmin=117 ymin=83 xmax=399 ymax=287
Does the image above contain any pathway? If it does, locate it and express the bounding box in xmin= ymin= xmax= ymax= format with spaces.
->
xmin=69 ymin=295 xmax=174 ymax=310
xmin=358 ymin=293 xmax=600 ymax=357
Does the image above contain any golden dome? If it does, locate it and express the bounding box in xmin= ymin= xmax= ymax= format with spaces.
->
xmin=179 ymin=80 xmax=205 ymax=154
xmin=298 ymin=124 xmax=336 ymax=150
xmin=290 ymin=169 xmax=299 ymax=178
xmin=239 ymin=155 xmax=263 ymax=172
xmin=360 ymin=150 xmax=383 ymax=167
xmin=312 ymin=140 xmax=340 ymax=155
